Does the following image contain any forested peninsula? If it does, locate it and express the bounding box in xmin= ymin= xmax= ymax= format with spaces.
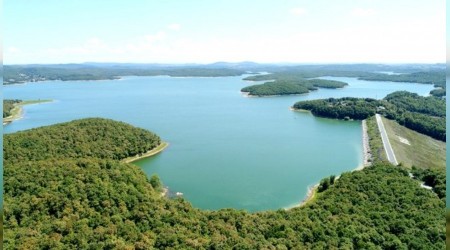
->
xmin=5 ymin=64 xmax=445 ymax=98
xmin=243 ymin=69 xmax=445 ymax=98
xmin=3 ymin=65 xmax=246 ymax=84
xmin=359 ymin=71 xmax=446 ymax=95
xmin=4 ymin=118 xmax=445 ymax=249
xmin=3 ymin=99 xmax=52 ymax=125
xmin=293 ymin=91 xmax=446 ymax=141
xmin=3 ymin=99 xmax=22 ymax=118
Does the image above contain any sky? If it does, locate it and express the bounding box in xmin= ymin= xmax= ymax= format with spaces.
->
xmin=4 ymin=0 xmax=446 ymax=64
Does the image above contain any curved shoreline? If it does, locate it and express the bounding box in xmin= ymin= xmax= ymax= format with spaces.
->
xmin=287 ymin=119 xmax=372 ymax=210
xmin=290 ymin=107 xmax=310 ymax=112
xmin=3 ymin=100 xmax=53 ymax=126
xmin=122 ymin=141 xmax=169 ymax=163
xmin=285 ymin=184 xmax=319 ymax=210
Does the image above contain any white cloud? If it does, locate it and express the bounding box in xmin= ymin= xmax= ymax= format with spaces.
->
xmin=352 ymin=8 xmax=376 ymax=17
xmin=168 ymin=23 xmax=181 ymax=31
xmin=5 ymin=16 xmax=444 ymax=64
xmin=289 ymin=7 xmax=307 ymax=16
xmin=145 ymin=31 xmax=166 ymax=43
xmin=7 ymin=46 xmax=21 ymax=53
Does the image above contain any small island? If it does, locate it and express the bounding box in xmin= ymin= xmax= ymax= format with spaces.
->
xmin=241 ymin=79 xmax=348 ymax=97
xmin=242 ymin=81 xmax=310 ymax=96
xmin=3 ymin=99 xmax=53 ymax=125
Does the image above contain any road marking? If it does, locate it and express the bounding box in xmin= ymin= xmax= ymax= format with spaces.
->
xmin=375 ymin=114 xmax=398 ymax=165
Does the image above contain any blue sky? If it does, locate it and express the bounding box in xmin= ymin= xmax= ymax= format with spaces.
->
xmin=4 ymin=0 xmax=445 ymax=64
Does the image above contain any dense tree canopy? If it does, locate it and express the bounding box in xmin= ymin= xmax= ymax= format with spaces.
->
xmin=242 ymin=81 xmax=310 ymax=96
xmin=293 ymin=91 xmax=446 ymax=141
xmin=384 ymin=91 xmax=445 ymax=117
xmin=359 ymin=71 xmax=445 ymax=87
xmin=244 ymin=69 xmax=445 ymax=98
xmin=430 ymin=88 xmax=445 ymax=97
xmin=4 ymin=118 xmax=161 ymax=163
xmin=411 ymin=166 xmax=445 ymax=202
xmin=293 ymin=97 xmax=380 ymax=120
xmin=241 ymin=79 xmax=347 ymax=96
xmin=4 ymin=118 xmax=445 ymax=249
xmin=3 ymin=65 xmax=245 ymax=84
xmin=359 ymin=71 xmax=446 ymax=98
xmin=304 ymin=79 xmax=348 ymax=89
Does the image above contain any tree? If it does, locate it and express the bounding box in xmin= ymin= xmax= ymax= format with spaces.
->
xmin=150 ymin=174 xmax=162 ymax=191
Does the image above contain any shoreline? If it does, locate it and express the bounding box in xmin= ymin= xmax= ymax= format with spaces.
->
xmin=290 ymin=108 xmax=361 ymax=122
xmin=122 ymin=141 xmax=169 ymax=163
xmin=289 ymin=107 xmax=310 ymax=113
xmin=287 ymin=119 xmax=372 ymax=210
xmin=3 ymin=99 xmax=53 ymax=126
xmin=242 ymin=92 xmax=310 ymax=98
xmin=285 ymin=184 xmax=319 ymax=210
xmin=361 ymin=119 xmax=372 ymax=168
xmin=4 ymin=73 xmax=250 ymax=85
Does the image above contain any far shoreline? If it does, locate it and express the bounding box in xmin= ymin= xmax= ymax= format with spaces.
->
xmin=4 ymin=73 xmax=249 ymax=85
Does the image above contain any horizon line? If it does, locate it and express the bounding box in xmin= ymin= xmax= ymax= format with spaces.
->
xmin=3 ymin=61 xmax=446 ymax=66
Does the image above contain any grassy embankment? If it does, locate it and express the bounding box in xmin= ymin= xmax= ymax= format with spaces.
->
xmin=3 ymin=100 xmax=52 ymax=124
xmin=381 ymin=116 xmax=445 ymax=169
xmin=365 ymin=115 xmax=387 ymax=164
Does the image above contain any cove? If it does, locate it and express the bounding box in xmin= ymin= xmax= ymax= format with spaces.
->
xmin=3 ymin=75 xmax=434 ymax=211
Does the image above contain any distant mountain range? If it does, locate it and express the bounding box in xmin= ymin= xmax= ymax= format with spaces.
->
xmin=3 ymin=62 xmax=445 ymax=85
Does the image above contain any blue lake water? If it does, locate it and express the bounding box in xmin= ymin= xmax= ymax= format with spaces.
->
xmin=3 ymin=75 xmax=434 ymax=211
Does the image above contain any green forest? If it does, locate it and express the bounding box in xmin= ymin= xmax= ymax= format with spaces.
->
xmin=293 ymin=97 xmax=380 ymax=120
xmin=293 ymin=91 xmax=446 ymax=141
xmin=383 ymin=91 xmax=445 ymax=117
xmin=3 ymin=65 xmax=245 ymax=84
xmin=5 ymin=64 xmax=445 ymax=98
xmin=4 ymin=118 xmax=445 ymax=249
xmin=359 ymin=71 xmax=446 ymax=97
xmin=3 ymin=99 xmax=21 ymax=118
xmin=241 ymin=81 xmax=310 ymax=96
xmin=241 ymin=79 xmax=347 ymax=96
xmin=243 ymin=69 xmax=445 ymax=97
xmin=4 ymin=118 xmax=161 ymax=163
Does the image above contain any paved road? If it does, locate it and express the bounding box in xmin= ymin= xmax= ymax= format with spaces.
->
xmin=375 ymin=114 xmax=398 ymax=165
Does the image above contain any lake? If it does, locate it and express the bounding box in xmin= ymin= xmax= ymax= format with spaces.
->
xmin=3 ymin=75 xmax=434 ymax=211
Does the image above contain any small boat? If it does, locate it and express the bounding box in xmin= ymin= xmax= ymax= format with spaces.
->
xmin=176 ymin=192 xmax=184 ymax=196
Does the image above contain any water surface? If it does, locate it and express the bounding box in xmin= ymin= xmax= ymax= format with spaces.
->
xmin=4 ymin=75 xmax=433 ymax=211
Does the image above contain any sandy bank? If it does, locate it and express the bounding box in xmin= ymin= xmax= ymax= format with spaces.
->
xmin=122 ymin=142 xmax=169 ymax=163
xmin=285 ymin=184 xmax=319 ymax=210
xmin=3 ymin=100 xmax=53 ymax=126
